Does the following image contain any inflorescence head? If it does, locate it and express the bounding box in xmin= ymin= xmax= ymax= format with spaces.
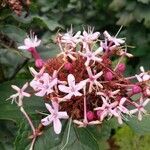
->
xmin=9 ymin=27 xmax=150 ymax=134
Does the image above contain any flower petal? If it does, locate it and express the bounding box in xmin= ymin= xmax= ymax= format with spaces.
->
xmin=53 ymin=118 xmax=62 ymax=134
xmin=18 ymin=45 xmax=28 ymax=50
xmin=24 ymin=38 xmax=33 ymax=47
xmin=45 ymin=103 xmax=54 ymax=114
xmin=22 ymin=92 xmax=31 ymax=97
xmin=35 ymin=89 xmax=46 ymax=97
xmin=22 ymin=82 xmax=28 ymax=91
xmin=58 ymin=85 xmax=70 ymax=93
xmin=41 ymin=115 xmax=54 ymax=126
xmin=74 ymin=91 xmax=82 ymax=97
xmin=68 ymin=74 xmax=75 ymax=87
xmin=11 ymin=85 xmax=20 ymax=91
xmin=130 ymin=109 xmax=138 ymax=115
xmin=52 ymin=101 xmax=59 ymax=112
xmin=143 ymin=98 xmax=150 ymax=106
xmin=63 ymin=93 xmax=73 ymax=100
xmin=58 ymin=111 xmax=69 ymax=119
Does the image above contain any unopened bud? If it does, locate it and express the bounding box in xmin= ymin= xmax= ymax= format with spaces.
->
xmin=132 ymin=85 xmax=142 ymax=94
xmin=87 ymin=111 xmax=95 ymax=121
xmin=117 ymin=63 xmax=126 ymax=73
xmin=64 ymin=62 xmax=73 ymax=72
xmin=104 ymin=71 xmax=113 ymax=81
xmin=35 ymin=59 xmax=44 ymax=68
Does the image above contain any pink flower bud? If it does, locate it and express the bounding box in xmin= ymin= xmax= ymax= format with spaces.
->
xmin=87 ymin=111 xmax=95 ymax=121
xmin=35 ymin=59 xmax=44 ymax=68
xmin=117 ymin=63 xmax=126 ymax=73
xmin=64 ymin=62 xmax=73 ymax=72
xmin=104 ymin=71 xmax=113 ymax=81
xmin=131 ymin=85 xmax=142 ymax=94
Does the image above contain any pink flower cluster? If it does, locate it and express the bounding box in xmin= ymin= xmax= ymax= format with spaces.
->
xmin=8 ymin=27 xmax=150 ymax=135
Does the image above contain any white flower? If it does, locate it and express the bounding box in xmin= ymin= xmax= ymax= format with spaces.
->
xmin=29 ymin=66 xmax=45 ymax=80
xmin=58 ymin=48 xmax=77 ymax=61
xmin=135 ymin=66 xmax=150 ymax=82
xmin=61 ymin=30 xmax=81 ymax=47
xmin=94 ymin=96 xmax=118 ymax=121
xmin=86 ymin=66 xmax=103 ymax=92
xmin=113 ymin=98 xmax=129 ymax=124
xmin=79 ymin=48 xmax=103 ymax=66
xmin=18 ymin=33 xmax=41 ymax=50
xmin=58 ymin=74 xmax=86 ymax=100
xmin=80 ymin=29 xmax=100 ymax=49
xmin=119 ymin=50 xmax=133 ymax=58
xmin=103 ymin=31 xmax=125 ymax=46
xmin=41 ymin=102 xmax=69 ymax=134
xmin=7 ymin=82 xmax=30 ymax=106
xmin=30 ymin=72 xmax=58 ymax=96
xmin=130 ymin=97 xmax=150 ymax=121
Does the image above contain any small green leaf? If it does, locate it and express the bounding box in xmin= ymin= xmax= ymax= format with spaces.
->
xmin=126 ymin=116 xmax=150 ymax=135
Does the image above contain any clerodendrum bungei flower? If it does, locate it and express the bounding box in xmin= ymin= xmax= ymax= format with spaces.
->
xmin=18 ymin=32 xmax=44 ymax=68
xmin=7 ymin=82 xmax=31 ymax=106
xmin=7 ymin=27 xmax=150 ymax=139
xmin=41 ymin=102 xmax=69 ymax=134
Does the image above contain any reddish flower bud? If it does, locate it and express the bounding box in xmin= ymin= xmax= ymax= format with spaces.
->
xmin=87 ymin=111 xmax=95 ymax=121
xmin=131 ymin=85 xmax=142 ymax=94
xmin=117 ymin=63 xmax=126 ymax=73
xmin=35 ymin=59 xmax=44 ymax=68
xmin=64 ymin=62 xmax=73 ymax=72
xmin=104 ymin=71 xmax=113 ymax=81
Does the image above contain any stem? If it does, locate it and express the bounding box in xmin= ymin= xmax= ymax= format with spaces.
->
xmin=20 ymin=106 xmax=37 ymax=150
xmin=115 ymin=25 xmax=123 ymax=37
xmin=114 ymin=46 xmax=127 ymax=71
xmin=20 ymin=106 xmax=36 ymax=134
xmin=114 ymin=55 xmax=124 ymax=71
xmin=29 ymin=137 xmax=36 ymax=150
xmin=61 ymin=118 xmax=72 ymax=150
xmin=83 ymin=86 xmax=88 ymax=123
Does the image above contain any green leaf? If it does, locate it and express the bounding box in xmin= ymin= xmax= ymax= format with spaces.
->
xmin=13 ymin=15 xmax=62 ymax=31
xmin=137 ymin=0 xmax=150 ymax=4
xmin=126 ymin=116 xmax=150 ymax=135
xmin=0 ymin=120 xmax=17 ymax=150
xmin=109 ymin=0 xmax=126 ymax=11
xmin=14 ymin=119 xmax=118 ymax=150
xmin=0 ymin=25 xmax=26 ymax=43
xmin=35 ymin=16 xmax=62 ymax=31
xmin=116 ymin=12 xmax=134 ymax=26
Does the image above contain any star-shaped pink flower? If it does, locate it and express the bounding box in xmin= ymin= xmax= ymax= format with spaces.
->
xmin=30 ymin=72 xmax=58 ymax=96
xmin=80 ymin=29 xmax=100 ymax=49
xmin=130 ymin=97 xmax=150 ymax=121
xmin=41 ymin=102 xmax=69 ymax=134
xmin=94 ymin=96 xmax=118 ymax=121
xmin=79 ymin=48 xmax=103 ymax=66
xmin=113 ymin=97 xmax=129 ymax=124
xmin=7 ymin=82 xmax=31 ymax=106
xmin=135 ymin=66 xmax=150 ymax=82
xmin=29 ymin=66 xmax=45 ymax=80
xmin=103 ymin=31 xmax=125 ymax=46
xmin=18 ymin=33 xmax=41 ymax=50
xmin=61 ymin=30 xmax=81 ymax=47
xmin=86 ymin=66 xmax=103 ymax=92
xmin=58 ymin=74 xmax=86 ymax=100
